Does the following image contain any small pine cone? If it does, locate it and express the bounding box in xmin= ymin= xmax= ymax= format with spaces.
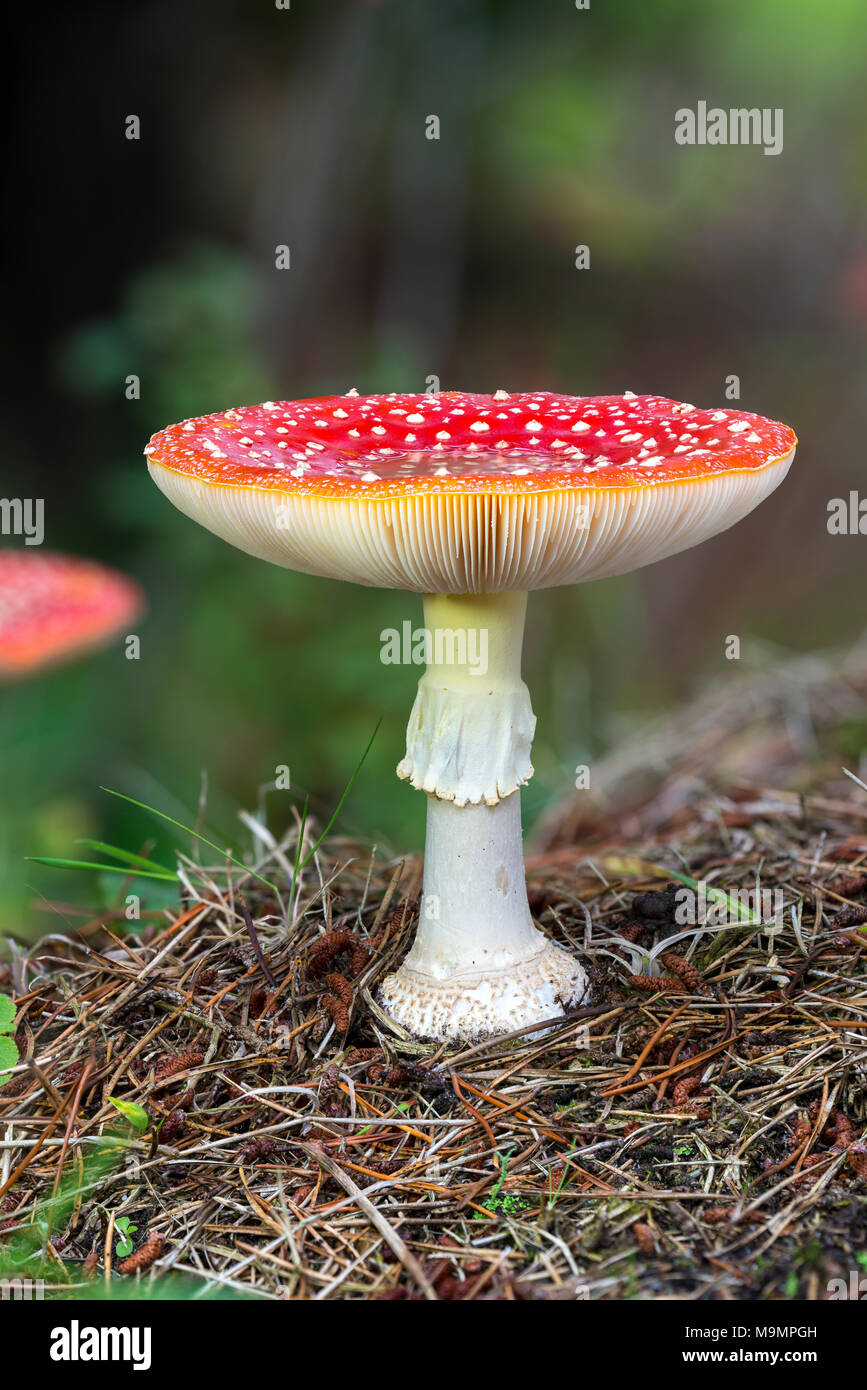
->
xmin=833 ymin=874 xmax=867 ymax=899
xmin=828 ymin=840 xmax=867 ymax=862
xmin=1 ymin=1075 xmax=29 ymax=1098
xmin=628 ymin=975 xmax=688 ymax=994
xmin=324 ymin=972 xmax=353 ymax=1008
xmin=345 ymin=1047 xmax=380 ymax=1068
xmin=633 ymin=1222 xmax=656 ymax=1254
xmin=305 ymin=1125 xmax=335 ymax=1143
xmin=294 ymin=1184 xmax=315 ymax=1204
xmin=548 ymin=1164 xmax=567 ymax=1190
xmin=435 ymin=1275 xmax=459 ymax=1300
xmin=117 ymin=1232 xmax=163 ymax=1275
xmin=159 ymin=1110 xmax=186 ymax=1145
xmin=659 ymin=951 xmax=713 ymax=997
xmin=308 ymin=930 xmax=353 ymax=977
xmin=154 ymin=1051 xmax=204 ymax=1080
xmin=629 ymin=1085 xmax=657 ymax=1109
xmin=319 ymin=1063 xmax=340 ymax=1099
xmin=381 ymin=897 xmax=419 ymax=945
xmin=831 ymin=930 xmax=867 ymax=952
xmin=703 ymin=1208 xmax=764 ymax=1227
xmin=249 ymin=987 xmax=268 ymax=1018
xmin=618 ymin=922 xmax=646 ymax=943
xmin=227 ymin=944 xmax=258 ymax=969
xmin=792 ymin=1153 xmax=833 ymax=1186
xmin=847 ymin=1143 xmax=867 ymax=1179
xmin=802 ymin=1152 xmax=831 ymax=1172
xmin=321 ymin=994 xmax=349 ymax=1032
xmin=373 ymin=1158 xmax=405 ymax=1174
xmin=349 ymin=944 xmax=370 ymax=977
xmin=828 ymin=1108 xmax=855 ymax=1152
xmin=703 ymin=1207 xmax=733 ymax=1225
xmin=424 ymin=1258 xmax=454 ymax=1289
xmin=384 ymin=1066 xmax=411 ymax=1086
xmin=672 ymin=1075 xmax=703 ymax=1107
xmin=367 ymin=1064 xmax=384 ymax=1082
xmin=238 ymin=1136 xmax=277 ymax=1163
xmin=831 ymin=905 xmax=867 ymax=929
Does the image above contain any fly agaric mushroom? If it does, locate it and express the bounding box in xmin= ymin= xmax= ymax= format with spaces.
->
xmin=145 ymin=390 xmax=796 ymax=1039
xmin=0 ymin=550 xmax=143 ymax=679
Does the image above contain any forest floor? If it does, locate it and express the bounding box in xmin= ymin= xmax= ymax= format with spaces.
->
xmin=2 ymin=646 xmax=867 ymax=1301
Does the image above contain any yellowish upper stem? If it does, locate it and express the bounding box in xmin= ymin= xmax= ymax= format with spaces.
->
xmin=396 ymin=591 xmax=536 ymax=806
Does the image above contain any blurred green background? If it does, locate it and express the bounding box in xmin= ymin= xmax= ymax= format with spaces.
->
xmin=3 ymin=0 xmax=867 ymax=936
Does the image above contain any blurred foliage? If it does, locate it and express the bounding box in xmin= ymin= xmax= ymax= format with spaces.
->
xmin=3 ymin=0 xmax=867 ymax=935
xmin=55 ymin=245 xmax=275 ymax=422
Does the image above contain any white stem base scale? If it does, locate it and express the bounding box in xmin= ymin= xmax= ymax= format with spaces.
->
xmin=380 ymin=591 xmax=588 ymax=1041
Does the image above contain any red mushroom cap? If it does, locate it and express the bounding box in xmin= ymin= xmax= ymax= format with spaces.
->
xmin=0 ymin=551 xmax=144 ymax=678
xmin=146 ymin=391 xmax=796 ymax=592
xmin=145 ymin=391 xmax=795 ymax=498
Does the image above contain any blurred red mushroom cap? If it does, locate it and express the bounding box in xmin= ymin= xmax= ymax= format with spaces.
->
xmin=0 ymin=551 xmax=144 ymax=679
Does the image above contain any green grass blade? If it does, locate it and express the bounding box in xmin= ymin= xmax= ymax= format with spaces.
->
xmin=298 ymin=717 xmax=382 ymax=870
xmin=287 ymin=718 xmax=381 ymax=901
xmin=101 ymin=719 xmax=379 ymax=903
xmin=76 ymin=839 xmax=174 ymax=875
xmin=99 ymin=787 xmax=281 ymax=897
xmin=26 ymin=857 xmax=178 ymax=882
xmin=290 ymin=795 xmax=309 ymax=903
xmin=605 ymin=854 xmax=761 ymax=925
xmin=663 ymin=867 xmax=761 ymax=925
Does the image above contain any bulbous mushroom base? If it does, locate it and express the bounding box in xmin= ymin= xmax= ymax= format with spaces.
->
xmin=379 ymin=939 xmax=588 ymax=1042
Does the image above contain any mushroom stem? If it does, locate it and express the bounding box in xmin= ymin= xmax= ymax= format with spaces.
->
xmin=381 ymin=591 xmax=587 ymax=1040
